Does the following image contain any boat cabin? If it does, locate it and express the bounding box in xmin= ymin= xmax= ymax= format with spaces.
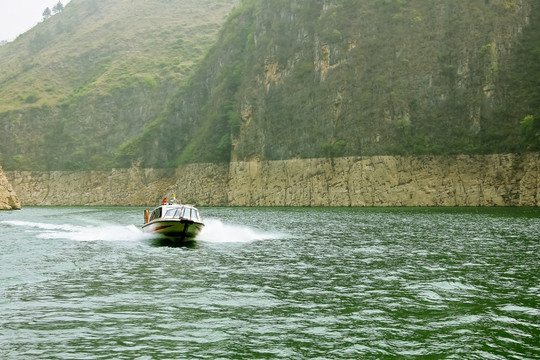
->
xmin=146 ymin=204 xmax=202 ymax=223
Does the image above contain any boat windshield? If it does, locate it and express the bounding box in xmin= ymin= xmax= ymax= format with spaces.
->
xmin=176 ymin=206 xmax=201 ymax=221
xmin=159 ymin=206 xmax=201 ymax=221
xmin=165 ymin=209 xmax=176 ymax=218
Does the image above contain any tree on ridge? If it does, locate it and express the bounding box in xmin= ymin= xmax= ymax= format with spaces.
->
xmin=43 ymin=7 xmax=52 ymax=20
xmin=53 ymin=1 xmax=64 ymax=14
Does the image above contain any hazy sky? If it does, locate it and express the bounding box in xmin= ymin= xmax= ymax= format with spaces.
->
xmin=0 ymin=0 xmax=72 ymax=42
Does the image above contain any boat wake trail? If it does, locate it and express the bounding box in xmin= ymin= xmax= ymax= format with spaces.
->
xmin=2 ymin=219 xmax=282 ymax=244
xmin=2 ymin=220 xmax=152 ymax=242
xmin=197 ymin=219 xmax=283 ymax=243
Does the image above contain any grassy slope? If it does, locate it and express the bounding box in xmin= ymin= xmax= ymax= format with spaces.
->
xmin=0 ymin=0 xmax=233 ymax=109
xmin=0 ymin=0 xmax=236 ymax=170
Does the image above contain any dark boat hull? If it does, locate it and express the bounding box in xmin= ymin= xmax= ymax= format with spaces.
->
xmin=142 ymin=219 xmax=204 ymax=240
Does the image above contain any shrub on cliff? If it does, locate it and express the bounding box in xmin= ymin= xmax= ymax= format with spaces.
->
xmin=521 ymin=114 xmax=540 ymax=150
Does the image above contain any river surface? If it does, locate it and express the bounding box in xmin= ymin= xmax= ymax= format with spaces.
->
xmin=1 ymin=207 xmax=539 ymax=359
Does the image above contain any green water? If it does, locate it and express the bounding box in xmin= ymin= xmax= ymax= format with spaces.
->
xmin=1 ymin=207 xmax=539 ymax=359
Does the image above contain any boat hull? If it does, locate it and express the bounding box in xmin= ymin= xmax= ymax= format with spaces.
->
xmin=142 ymin=219 xmax=204 ymax=240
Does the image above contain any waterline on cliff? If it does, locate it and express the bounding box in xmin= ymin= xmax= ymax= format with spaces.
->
xmin=7 ymin=153 xmax=539 ymax=207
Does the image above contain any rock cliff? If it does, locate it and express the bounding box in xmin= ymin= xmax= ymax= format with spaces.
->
xmin=6 ymin=153 xmax=539 ymax=207
xmin=0 ymin=164 xmax=21 ymax=210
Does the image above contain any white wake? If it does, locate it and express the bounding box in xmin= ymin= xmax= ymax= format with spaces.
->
xmin=2 ymin=218 xmax=283 ymax=244
xmin=2 ymin=220 xmax=152 ymax=242
xmin=196 ymin=218 xmax=282 ymax=243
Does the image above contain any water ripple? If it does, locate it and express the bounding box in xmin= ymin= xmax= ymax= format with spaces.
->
xmin=1 ymin=207 xmax=539 ymax=359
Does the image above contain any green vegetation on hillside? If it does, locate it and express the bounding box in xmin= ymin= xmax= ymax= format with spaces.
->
xmin=0 ymin=0 xmax=539 ymax=171
xmin=0 ymin=0 xmax=236 ymax=170
xmin=120 ymin=0 xmax=540 ymax=167
xmin=494 ymin=5 xmax=540 ymax=151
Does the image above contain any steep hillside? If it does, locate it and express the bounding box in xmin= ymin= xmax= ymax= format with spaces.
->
xmin=120 ymin=0 xmax=540 ymax=168
xmin=1 ymin=0 xmax=539 ymax=171
xmin=0 ymin=0 xmax=236 ymax=170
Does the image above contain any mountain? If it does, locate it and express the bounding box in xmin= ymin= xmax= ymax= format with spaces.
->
xmin=122 ymin=0 xmax=540 ymax=168
xmin=0 ymin=0 xmax=236 ymax=170
xmin=1 ymin=0 xmax=539 ymax=171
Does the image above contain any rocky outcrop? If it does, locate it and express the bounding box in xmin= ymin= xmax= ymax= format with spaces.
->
xmin=6 ymin=153 xmax=539 ymax=207
xmin=0 ymin=164 xmax=21 ymax=210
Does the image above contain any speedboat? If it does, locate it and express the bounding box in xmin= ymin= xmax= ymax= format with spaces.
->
xmin=142 ymin=196 xmax=204 ymax=241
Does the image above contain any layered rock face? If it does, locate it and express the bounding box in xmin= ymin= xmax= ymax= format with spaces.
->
xmin=0 ymin=165 xmax=21 ymax=210
xmin=227 ymin=154 xmax=539 ymax=207
xmin=5 ymin=165 xmax=228 ymax=207
xmin=6 ymin=153 xmax=539 ymax=207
